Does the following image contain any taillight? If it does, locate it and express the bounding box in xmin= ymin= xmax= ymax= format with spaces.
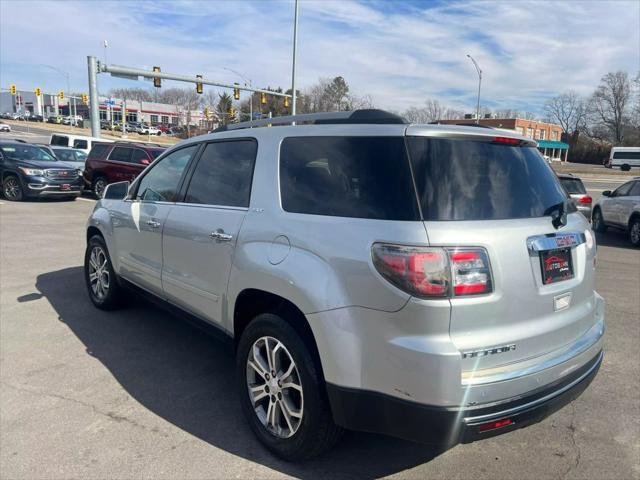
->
xmin=578 ymin=195 xmax=592 ymax=204
xmin=372 ymin=244 xmax=493 ymax=299
xmin=492 ymin=136 xmax=521 ymax=145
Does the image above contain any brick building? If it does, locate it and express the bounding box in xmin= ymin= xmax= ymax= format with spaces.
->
xmin=437 ymin=117 xmax=569 ymax=161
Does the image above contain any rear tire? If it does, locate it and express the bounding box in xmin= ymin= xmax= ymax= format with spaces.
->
xmin=592 ymin=208 xmax=607 ymax=233
xmin=621 ymin=164 xmax=631 ymax=171
xmin=84 ymin=235 xmax=123 ymax=310
xmin=236 ymin=313 xmax=342 ymax=460
xmin=629 ymin=217 xmax=640 ymax=247
xmin=3 ymin=175 xmax=23 ymax=201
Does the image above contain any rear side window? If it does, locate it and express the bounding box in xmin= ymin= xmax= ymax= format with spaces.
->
xmin=280 ymin=136 xmax=419 ymax=220
xmin=109 ymin=147 xmax=133 ymax=163
xmin=613 ymin=151 xmax=640 ymax=160
xmin=184 ymin=140 xmax=257 ymax=207
xmin=73 ymin=139 xmax=88 ymax=149
xmin=87 ymin=143 xmax=110 ymax=160
xmin=50 ymin=135 xmax=68 ymax=147
xmin=407 ymin=137 xmax=570 ymax=221
xmin=559 ymin=177 xmax=586 ymax=194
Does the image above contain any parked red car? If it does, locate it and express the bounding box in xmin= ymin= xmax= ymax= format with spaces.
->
xmin=83 ymin=142 xmax=165 ymax=197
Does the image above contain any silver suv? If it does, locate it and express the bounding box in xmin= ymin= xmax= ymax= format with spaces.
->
xmin=84 ymin=110 xmax=604 ymax=459
xmin=592 ymin=177 xmax=640 ymax=246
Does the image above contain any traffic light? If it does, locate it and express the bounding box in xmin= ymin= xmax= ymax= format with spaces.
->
xmin=58 ymin=90 xmax=64 ymax=100
xmin=229 ymin=107 xmax=236 ymax=119
xmin=10 ymin=84 xmax=16 ymax=95
xmin=204 ymin=106 xmax=210 ymax=120
xmin=82 ymin=94 xmax=88 ymax=103
xmin=233 ymin=83 xmax=240 ymax=100
xmin=261 ymin=92 xmax=267 ymax=105
xmin=153 ymin=66 xmax=161 ymax=88
xmin=196 ymin=75 xmax=203 ymax=94
xmin=284 ymin=96 xmax=290 ymax=108
xmin=35 ymin=87 xmax=41 ymax=97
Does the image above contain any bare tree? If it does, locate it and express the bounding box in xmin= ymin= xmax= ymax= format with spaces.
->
xmin=108 ymin=87 xmax=153 ymax=102
xmin=544 ymin=91 xmax=587 ymax=144
xmin=589 ymin=71 xmax=631 ymax=144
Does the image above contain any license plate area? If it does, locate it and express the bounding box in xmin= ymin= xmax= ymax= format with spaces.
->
xmin=539 ymin=248 xmax=574 ymax=285
xmin=60 ymin=184 xmax=71 ymax=191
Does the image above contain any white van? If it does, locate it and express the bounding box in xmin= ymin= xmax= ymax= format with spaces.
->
xmin=49 ymin=134 xmax=113 ymax=154
xmin=609 ymin=146 xmax=640 ymax=170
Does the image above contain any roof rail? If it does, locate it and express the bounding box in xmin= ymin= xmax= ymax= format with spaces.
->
xmin=213 ymin=109 xmax=407 ymax=132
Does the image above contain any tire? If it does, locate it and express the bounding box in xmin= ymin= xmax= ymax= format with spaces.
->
xmin=592 ymin=208 xmax=607 ymax=233
xmin=236 ymin=313 xmax=342 ymax=460
xmin=3 ymin=175 xmax=23 ymax=201
xmin=621 ymin=164 xmax=631 ymax=172
xmin=629 ymin=216 xmax=640 ymax=247
xmin=92 ymin=176 xmax=107 ymax=199
xmin=84 ymin=235 xmax=123 ymax=310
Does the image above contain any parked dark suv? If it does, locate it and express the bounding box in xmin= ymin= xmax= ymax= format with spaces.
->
xmin=0 ymin=142 xmax=83 ymax=201
xmin=83 ymin=142 xmax=165 ymax=197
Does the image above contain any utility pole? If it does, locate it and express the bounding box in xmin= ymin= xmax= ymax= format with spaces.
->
xmin=291 ymin=0 xmax=299 ymax=115
xmin=87 ymin=56 xmax=100 ymax=137
xmin=466 ymin=54 xmax=482 ymax=124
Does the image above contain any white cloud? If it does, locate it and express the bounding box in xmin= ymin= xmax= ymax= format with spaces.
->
xmin=0 ymin=0 xmax=637 ymax=114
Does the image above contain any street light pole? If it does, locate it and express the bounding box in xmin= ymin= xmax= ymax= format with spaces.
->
xmin=291 ymin=0 xmax=299 ymax=116
xmin=466 ymin=54 xmax=482 ymax=124
xmin=42 ymin=64 xmax=75 ymax=125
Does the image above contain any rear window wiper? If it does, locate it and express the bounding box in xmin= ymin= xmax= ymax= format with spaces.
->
xmin=544 ymin=200 xmax=568 ymax=229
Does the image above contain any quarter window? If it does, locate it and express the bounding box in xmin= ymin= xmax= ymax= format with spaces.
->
xmin=184 ymin=140 xmax=257 ymax=207
xmin=135 ymin=145 xmax=197 ymax=202
xmin=280 ymin=136 xmax=419 ymax=220
xmin=131 ymin=149 xmax=151 ymax=165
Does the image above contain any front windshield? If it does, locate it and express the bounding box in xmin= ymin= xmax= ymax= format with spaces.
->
xmin=0 ymin=145 xmax=57 ymax=162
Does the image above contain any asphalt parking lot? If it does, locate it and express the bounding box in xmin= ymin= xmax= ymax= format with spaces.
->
xmin=1 ymin=195 xmax=638 ymax=479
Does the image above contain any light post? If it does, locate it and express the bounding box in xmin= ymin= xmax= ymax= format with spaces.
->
xmin=42 ymin=64 xmax=76 ymax=125
xmin=466 ymin=54 xmax=482 ymax=124
xmin=222 ymin=67 xmax=253 ymax=121
xmin=291 ymin=0 xmax=299 ymax=116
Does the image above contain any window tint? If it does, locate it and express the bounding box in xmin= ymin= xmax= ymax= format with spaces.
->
xmin=612 ymin=151 xmax=640 ymax=160
xmin=407 ymin=137 xmax=571 ymax=221
xmin=73 ymin=139 xmax=88 ymax=149
xmin=131 ymin=149 xmax=150 ymax=165
xmin=559 ymin=177 xmax=586 ymax=194
xmin=184 ymin=140 xmax=257 ymax=207
xmin=109 ymin=147 xmax=133 ymax=163
xmin=613 ymin=182 xmax=634 ymax=197
xmin=136 ymin=145 xmax=196 ymax=202
xmin=280 ymin=136 xmax=419 ymax=220
xmin=629 ymin=182 xmax=640 ymax=197
xmin=88 ymin=143 xmax=110 ymax=160
xmin=50 ymin=135 xmax=69 ymax=147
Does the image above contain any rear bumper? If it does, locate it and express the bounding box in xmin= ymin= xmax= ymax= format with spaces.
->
xmin=327 ymin=349 xmax=603 ymax=445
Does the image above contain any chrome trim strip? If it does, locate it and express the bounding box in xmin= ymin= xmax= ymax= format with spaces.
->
xmin=461 ymin=317 xmax=604 ymax=386
xmin=463 ymin=350 xmax=603 ymax=424
xmin=526 ymin=232 xmax=585 ymax=253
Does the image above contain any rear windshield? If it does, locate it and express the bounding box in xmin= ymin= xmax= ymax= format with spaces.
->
xmin=280 ymin=136 xmax=419 ymax=220
xmin=559 ymin=177 xmax=586 ymax=194
xmin=407 ymin=137 xmax=571 ymax=221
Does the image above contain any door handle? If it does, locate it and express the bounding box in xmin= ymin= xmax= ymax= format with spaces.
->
xmin=146 ymin=219 xmax=161 ymax=229
xmin=209 ymin=229 xmax=233 ymax=242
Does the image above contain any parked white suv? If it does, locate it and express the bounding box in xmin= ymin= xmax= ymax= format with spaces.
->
xmin=84 ymin=110 xmax=604 ymax=459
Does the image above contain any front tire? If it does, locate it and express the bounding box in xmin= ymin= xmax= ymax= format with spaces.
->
xmin=3 ymin=175 xmax=23 ymax=201
xmin=629 ymin=217 xmax=640 ymax=247
xmin=92 ymin=176 xmax=107 ymax=199
xmin=592 ymin=208 xmax=607 ymax=233
xmin=236 ymin=313 xmax=342 ymax=460
xmin=84 ymin=235 xmax=123 ymax=310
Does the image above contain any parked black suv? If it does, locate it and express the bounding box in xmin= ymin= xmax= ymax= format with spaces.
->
xmin=0 ymin=142 xmax=83 ymax=201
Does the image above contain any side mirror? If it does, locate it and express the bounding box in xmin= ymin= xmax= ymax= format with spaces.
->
xmin=102 ymin=181 xmax=130 ymax=200
xmin=602 ymin=190 xmax=612 ymax=197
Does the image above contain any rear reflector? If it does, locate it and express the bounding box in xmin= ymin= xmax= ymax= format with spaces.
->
xmin=578 ymin=195 xmax=592 ymax=204
xmin=478 ymin=418 xmax=513 ymax=433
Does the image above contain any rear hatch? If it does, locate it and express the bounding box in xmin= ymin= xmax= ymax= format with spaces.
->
xmin=405 ymin=129 xmax=598 ymax=371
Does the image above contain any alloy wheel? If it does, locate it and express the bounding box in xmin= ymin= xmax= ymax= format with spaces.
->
xmin=246 ymin=336 xmax=304 ymax=439
xmin=94 ymin=179 xmax=106 ymax=198
xmin=4 ymin=177 xmax=20 ymax=199
xmin=631 ymin=220 xmax=640 ymax=245
xmin=88 ymin=246 xmax=110 ymax=301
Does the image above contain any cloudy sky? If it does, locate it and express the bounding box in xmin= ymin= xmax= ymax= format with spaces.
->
xmin=1 ymin=0 xmax=638 ymax=114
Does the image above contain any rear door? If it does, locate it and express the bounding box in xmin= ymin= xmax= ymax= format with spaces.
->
xmin=406 ymin=132 xmax=597 ymax=371
xmin=161 ymin=139 xmax=257 ymax=326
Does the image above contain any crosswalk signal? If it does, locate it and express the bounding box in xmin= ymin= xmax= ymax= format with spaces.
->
xmin=35 ymin=87 xmax=41 ymax=97
xmin=284 ymin=96 xmax=290 ymax=108
xmin=58 ymin=90 xmax=64 ymax=100
xmin=196 ymin=75 xmax=203 ymax=94
xmin=153 ymin=66 xmax=161 ymax=88
xmin=10 ymin=84 xmax=16 ymax=95
xmin=261 ymin=92 xmax=267 ymax=105
xmin=233 ymin=83 xmax=240 ymax=100
xmin=82 ymin=94 xmax=88 ymax=103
